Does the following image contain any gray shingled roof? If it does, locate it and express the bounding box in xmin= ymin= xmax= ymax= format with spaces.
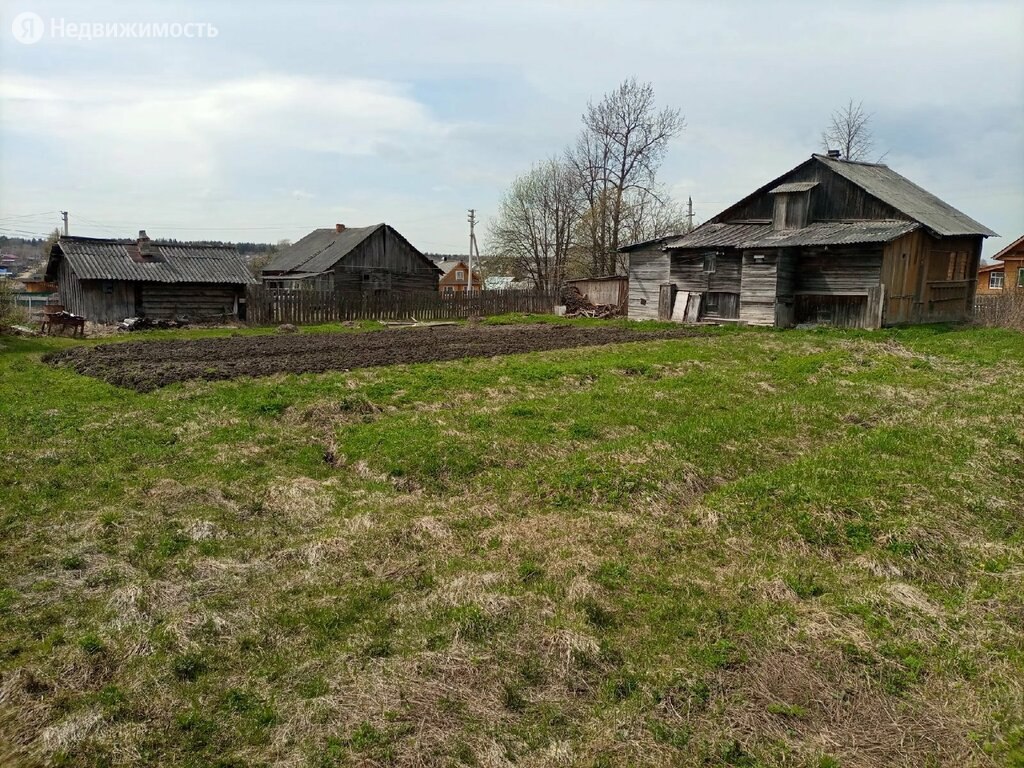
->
xmin=769 ymin=181 xmax=818 ymax=194
xmin=48 ymin=237 xmax=255 ymax=284
xmin=742 ymin=220 xmax=920 ymax=248
xmin=667 ymin=221 xmax=920 ymax=250
xmin=813 ymin=155 xmax=996 ymax=237
xmin=667 ymin=222 xmax=771 ymax=249
xmin=262 ymin=225 xmax=381 ymax=275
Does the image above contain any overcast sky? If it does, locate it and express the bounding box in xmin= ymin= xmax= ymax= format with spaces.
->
xmin=1 ymin=0 xmax=1021 ymax=258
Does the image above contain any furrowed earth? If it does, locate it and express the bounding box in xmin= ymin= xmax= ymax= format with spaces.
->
xmin=42 ymin=323 xmax=700 ymax=391
xmin=2 ymin=317 xmax=1023 ymax=768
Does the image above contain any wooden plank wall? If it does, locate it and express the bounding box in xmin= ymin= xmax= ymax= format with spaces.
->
xmin=246 ymin=286 xmax=558 ymax=325
xmin=627 ymin=247 xmax=669 ymax=320
xmin=713 ymin=162 xmax=911 ymax=224
xmin=334 ymin=227 xmax=441 ymax=293
xmin=141 ymin=283 xmax=241 ymax=321
xmin=670 ymin=251 xmax=742 ymax=294
xmin=795 ymin=250 xmax=882 ymax=293
xmin=739 ymin=252 xmax=779 ymax=325
xmin=881 ymin=231 xmax=983 ymax=324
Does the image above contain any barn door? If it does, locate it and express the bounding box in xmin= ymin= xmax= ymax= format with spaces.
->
xmin=658 ymin=284 xmax=676 ymax=321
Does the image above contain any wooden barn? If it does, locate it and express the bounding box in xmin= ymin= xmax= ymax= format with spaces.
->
xmin=262 ymin=223 xmax=441 ymax=293
xmin=623 ymin=154 xmax=996 ymax=328
xmin=45 ymin=232 xmax=255 ymax=324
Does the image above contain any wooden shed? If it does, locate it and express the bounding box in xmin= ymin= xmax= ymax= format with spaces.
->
xmin=565 ymin=275 xmax=628 ymax=308
xmin=45 ymin=232 xmax=255 ymax=324
xmin=622 ymin=154 xmax=996 ymax=328
xmin=262 ymin=223 xmax=441 ymax=294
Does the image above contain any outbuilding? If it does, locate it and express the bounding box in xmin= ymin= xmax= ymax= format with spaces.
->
xmin=45 ymin=232 xmax=255 ymax=324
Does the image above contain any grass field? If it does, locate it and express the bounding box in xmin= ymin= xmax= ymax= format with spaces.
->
xmin=1 ymin=319 xmax=1023 ymax=767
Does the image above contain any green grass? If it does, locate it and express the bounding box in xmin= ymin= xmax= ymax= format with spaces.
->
xmin=1 ymin=318 xmax=1023 ymax=767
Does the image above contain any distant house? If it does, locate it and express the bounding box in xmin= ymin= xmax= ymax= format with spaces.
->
xmin=262 ymin=223 xmax=441 ymax=293
xmin=45 ymin=231 xmax=255 ymax=324
xmin=621 ymin=153 xmax=996 ymax=328
xmin=436 ymin=258 xmax=482 ymax=295
xmin=976 ymin=234 xmax=1024 ymax=295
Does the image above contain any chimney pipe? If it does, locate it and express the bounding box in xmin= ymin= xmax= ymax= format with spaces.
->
xmin=335 ymin=223 xmax=345 ymax=233
xmin=827 ymin=149 xmax=841 ymax=159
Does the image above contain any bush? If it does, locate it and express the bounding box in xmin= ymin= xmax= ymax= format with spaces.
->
xmin=0 ymin=279 xmax=26 ymax=329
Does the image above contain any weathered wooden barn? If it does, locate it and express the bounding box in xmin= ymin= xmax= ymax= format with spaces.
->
xmin=262 ymin=223 xmax=441 ymax=293
xmin=45 ymin=232 xmax=255 ymax=324
xmin=623 ymin=154 xmax=996 ymax=328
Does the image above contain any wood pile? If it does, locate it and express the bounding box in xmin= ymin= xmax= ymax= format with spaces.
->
xmin=560 ymin=285 xmax=622 ymax=319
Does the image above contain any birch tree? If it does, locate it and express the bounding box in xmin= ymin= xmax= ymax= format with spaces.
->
xmin=488 ymin=159 xmax=581 ymax=291
xmin=821 ymin=99 xmax=875 ymax=161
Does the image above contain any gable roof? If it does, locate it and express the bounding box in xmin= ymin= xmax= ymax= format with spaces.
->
xmin=990 ymin=233 xmax=1024 ymax=262
xmin=46 ymin=236 xmax=255 ymax=284
xmin=263 ymin=224 xmax=442 ymax=276
xmin=812 ymin=154 xmax=996 ymax=237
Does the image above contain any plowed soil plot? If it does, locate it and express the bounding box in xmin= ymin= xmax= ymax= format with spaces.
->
xmin=45 ymin=324 xmax=699 ymax=392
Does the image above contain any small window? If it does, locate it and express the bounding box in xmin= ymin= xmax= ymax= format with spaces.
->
xmin=1018 ymin=268 xmax=1024 ymax=288
xmin=103 ymin=280 xmax=114 ymax=294
xmin=444 ymin=286 xmax=454 ymax=295
xmin=989 ymin=271 xmax=1004 ymax=290
xmin=702 ymin=253 xmax=716 ymax=274
xmin=455 ymin=269 xmax=465 ymax=281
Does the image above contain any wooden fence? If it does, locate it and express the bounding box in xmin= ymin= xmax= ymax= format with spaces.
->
xmin=974 ymin=293 xmax=1024 ymax=329
xmin=245 ymin=286 xmax=558 ymax=325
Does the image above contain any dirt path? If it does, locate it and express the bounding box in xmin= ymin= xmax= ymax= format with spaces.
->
xmin=45 ymin=324 xmax=700 ymax=391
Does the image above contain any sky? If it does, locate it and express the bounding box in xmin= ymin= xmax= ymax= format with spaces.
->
xmin=1 ymin=0 xmax=1022 ymax=258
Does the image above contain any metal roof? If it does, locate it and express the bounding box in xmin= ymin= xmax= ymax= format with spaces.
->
xmin=49 ymin=237 xmax=256 ymax=284
xmin=813 ymin=155 xmax=997 ymax=237
xmin=990 ymin=233 xmax=1024 ymax=262
xmin=769 ymin=181 xmax=818 ymax=194
xmin=740 ymin=221 xmax=920 ymax=248
xmin=666 ymin=222 xmax=771 ymax=249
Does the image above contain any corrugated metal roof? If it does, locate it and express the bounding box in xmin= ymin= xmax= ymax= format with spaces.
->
xmin=666 ymin=222 xmax=771 ymax=249
xmin=814 ymin=155 xmax=996 ymax=237
xmin=52 ymin=237 xmax=255 ymax=284
xmin=740 ymin=220 xmax=920 ymax=248
xmin=769 ymin=181 xmax=818 ymax=194
xmin=666 ymin=221 xmax=919 ymax=250
xmin=262 ymin=225 xmax=381 ymax=274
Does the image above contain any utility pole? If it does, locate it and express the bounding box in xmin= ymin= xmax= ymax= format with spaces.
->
xmin=467 ymin=208 xmax=479 ymax=295
xmin=60 ymin=210 xmax=69 ymax=236
xmin=686 ymin=197 xmax=693 ymax=233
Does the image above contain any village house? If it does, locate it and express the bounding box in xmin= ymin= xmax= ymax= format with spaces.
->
xmin=435 ymin=257 xmax=482 ymax=295
xmin=622 ymin=153 xmax=996 ymax=328
xmin=262 ymin=223 xmax=441 ymax=293
xmin=976 ymin=234 xmax=1024 ymax=295
xmin=45 ymin=232 xmax=255 ymax=324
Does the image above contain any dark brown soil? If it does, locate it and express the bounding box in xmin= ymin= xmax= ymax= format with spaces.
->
xmin=44 ymin=324 xmax=700 ymax=392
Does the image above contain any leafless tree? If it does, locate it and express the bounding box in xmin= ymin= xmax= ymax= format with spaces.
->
xmin=567 ymin=78 xmax=684 ymax=276
xmin=821 ymin=99 xmax=875 ymax=161
xmin=488 ymin=159 xmax=581 ymax=291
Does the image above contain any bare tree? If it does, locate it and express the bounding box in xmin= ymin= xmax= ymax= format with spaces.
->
xmin=821 ymin=99 xmax=874 ymax=161
xmin=488 ymin=159 xmax=581 ymax=291
xmin=567 ymin=78 xmax=684 ymax=276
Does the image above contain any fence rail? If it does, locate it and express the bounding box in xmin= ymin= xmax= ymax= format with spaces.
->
xmin=245 ymin=286 xmax=558 ymax=326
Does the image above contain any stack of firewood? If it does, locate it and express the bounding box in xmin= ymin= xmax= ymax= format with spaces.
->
xmin=561 ymin=286 xmax=621 ymax=319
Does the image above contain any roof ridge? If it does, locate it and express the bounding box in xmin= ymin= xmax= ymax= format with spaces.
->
xmin=812 ymin=153 xmax=889 ymax=168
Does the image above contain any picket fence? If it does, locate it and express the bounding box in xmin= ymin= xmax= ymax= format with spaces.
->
xmin=245 ymin=286 xmax=559 ymax=325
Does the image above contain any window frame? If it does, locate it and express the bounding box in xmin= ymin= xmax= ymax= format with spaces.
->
xmin=1018 ymin=268 xmax=1024 ymax=288
xmin=702 ymin=253 xmax=716 ymax=274
xmin=455 ymin=269 xmax=465 ymax=281
xmin=989 ymin=271 xmax=1004 ymax=290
